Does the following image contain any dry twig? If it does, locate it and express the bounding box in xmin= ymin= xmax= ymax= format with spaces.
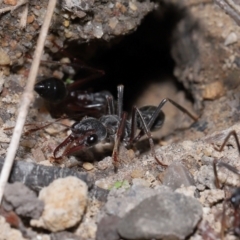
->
xmin=0 ymin=0 xmax=28 ymax=15
xmin=214 ymin=0 xmax=240 ymax=26
xmin=0 ymin=0 xmax=57 ymax=202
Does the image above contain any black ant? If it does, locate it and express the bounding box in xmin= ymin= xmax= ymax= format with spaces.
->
xmin=53 ymin=84 xmax=198 ymax=171
xmin=34 ymin=76 xmax=113 ymax=120
xmin=34 ymin=42 xmax=111 ymax=120
xmin=213 ymin=130 xmax=240 ymax=238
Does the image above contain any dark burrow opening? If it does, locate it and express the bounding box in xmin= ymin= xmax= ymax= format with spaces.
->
xmin=59 ymin=3 xmax=193 ymax=107
xmin=39 ymin=3 xmax=197 ymax=141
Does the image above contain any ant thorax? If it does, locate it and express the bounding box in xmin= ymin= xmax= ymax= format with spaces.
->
xmin=99 ymin=115 xmax=131 ymax=144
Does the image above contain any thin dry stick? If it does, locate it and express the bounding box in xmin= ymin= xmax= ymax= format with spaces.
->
xmin=0 ymin=0 xmax=57 ymax=202
xmin=214 ymin=0 xmax=240 ymax=26
xmin=0 ymin=0 xmax=28 ymax=15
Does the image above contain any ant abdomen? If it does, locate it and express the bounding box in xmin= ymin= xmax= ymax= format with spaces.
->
xmin=34 ymin=77 xmax=67 ymax=103
xmin=138 ymin=105 xmax=165 ymax=132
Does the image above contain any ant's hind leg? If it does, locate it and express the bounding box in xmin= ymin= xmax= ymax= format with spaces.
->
xmin=134 ymin=107 xmax=167 ymax=167
xmin=147 ymin=98 xmax=198 ymax=131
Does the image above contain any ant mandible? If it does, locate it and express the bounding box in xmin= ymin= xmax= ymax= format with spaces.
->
xmin=53 ymin=85 xmax=198 ymax=171
xmin=213 ymin=130 xmax=240 ymax=238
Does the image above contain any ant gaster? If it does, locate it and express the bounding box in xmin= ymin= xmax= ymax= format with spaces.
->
xmin=213 ymin=130 xmax=240 ymax=238
xmin=34 ymin=76 xmax=112 ymax=119
xmin=34 ymin=42 xmax=111 ymax=120
xmin=53 ymin=85 xmax=198 ymax=171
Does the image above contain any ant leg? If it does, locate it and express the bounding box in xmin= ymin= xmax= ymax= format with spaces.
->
xmin=214 ymin=130 xmax=240 ymax=154
xmin=213 ymin=159 xmax=240 ymax=188
xmin=133 ymin=98 xmax=198 ymax=143
xmin=135 ymin=107 xmax=167 ymax=167
xmin=106 ymin=96 xmax=115 ymax=115
xmin=67 ymin=73 xmax=104 ymax=92
xmin=112 ymin=112 xmax=127 ymax=172
xmin=147 ymin=98 xmax=198 ymax=130
xmin=129 ymin=106 xmax=137 ymax=144
xmin=213 ymin=158 xmax=221 ymax=189
xmin=117 ymin=85 xmax=124 ymax=118
xmin=51 ymin=41 xmax=105 ymax=75
xmin=4 ymin=116 xmax=68 ymax=135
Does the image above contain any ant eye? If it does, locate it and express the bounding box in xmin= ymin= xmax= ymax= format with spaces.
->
xmin=86 ymin=134 xmax=98 ymax=146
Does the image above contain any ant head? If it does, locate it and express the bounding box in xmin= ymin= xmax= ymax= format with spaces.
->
xmin=71 ymin=118 xmax=107 ymax=144
xmin=53 ymin=118 xmax=107 ymax=158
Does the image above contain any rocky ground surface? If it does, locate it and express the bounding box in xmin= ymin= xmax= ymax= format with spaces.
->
xmin=1 ymin=0 xmax=240 ymax=239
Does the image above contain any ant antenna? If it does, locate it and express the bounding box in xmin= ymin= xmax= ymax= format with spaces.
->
xmin=117 ymin=85 xmax=124 ymax=118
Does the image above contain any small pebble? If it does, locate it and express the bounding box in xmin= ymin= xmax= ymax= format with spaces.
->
xmin=127 ymin=149 xmax=135 ymax=160
xmin=0 ymin=49 xmax=10 ymax=65
xmin=31 ymin=177 xmax=88 ymax=232
xmin=202 ymin=81 xmax=225 ymax=100
xmin=97 ymin=157 xmax=112 ymax=170
xmin=63 ymin=20 xmax=70 ymax=27
xmin=27 ymin=15 xmax=35 ymax=24
xmin=224 ymin=32 xmax=238 ymax=46
xmin=83 ymin=162 xmax=94 ymax=171
xmin=95 ymin=179 xmax=111 ymax=190
xmin=131 ymin=169 xmax=144 ymax=178
xmin=129 ymin=2 xmax=137 ymax=11
xmin=3 ymin=0 xmax=16 ymax=5
xmin=31 ymin=148 xmax=45 ymax=162
xmin=109 ymin=17 xmax=118 ymax=29
xmin=162 ymin=161 xmax=195 ymax=190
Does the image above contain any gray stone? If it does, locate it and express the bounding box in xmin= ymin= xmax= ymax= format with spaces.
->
xmin=104 ymin=184 xmax=170 ymax=218
xmin=196 ymin=165 xmax=216 ymax=189
xmin=3 ymin=182 xmax=44 ymax=219
xmin=118 ymin=192 xmax=202 ymax=240
xmin=96 ymin=215 xmax=121 ymax=240
xmin=162 ymin=162 xmax=195 ymax=190
xmin=50 ymin=231 xmax=82 ymax=240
